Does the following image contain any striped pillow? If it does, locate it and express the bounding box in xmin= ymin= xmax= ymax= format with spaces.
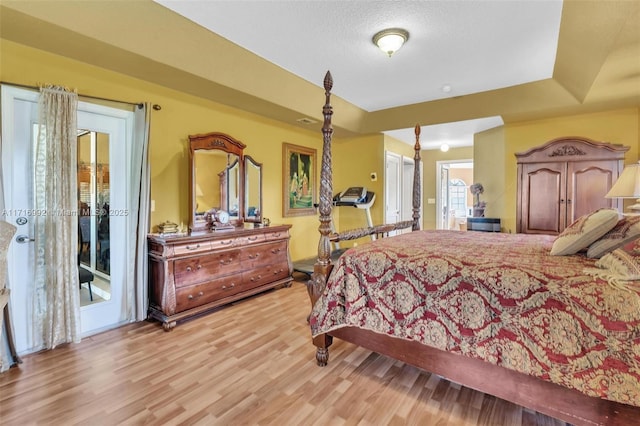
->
xmin=587 ymin=215 xmax=640 ymax=258
xmin=550 ymin=208 xmax=619 ymax=256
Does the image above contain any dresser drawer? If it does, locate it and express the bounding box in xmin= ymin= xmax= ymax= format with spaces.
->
xmin=241 ymin=240 xmax=288 ymax=269
xmin=173 ymin=241 xmax=212 ymax=255
xmin=174 ymin=249 xmax=242 ymax=287
xmin=264 ymin=229 xmax=289 ymax=241
xmin=237 ymin=234 xmax=265 ymax=246
xmin=243 ymin=261 xmax=290 ymax=287
xmin=210 ymin=237 xmax=239 ymax=250
xmin=175 ymin=275 xmax=245 ymax=313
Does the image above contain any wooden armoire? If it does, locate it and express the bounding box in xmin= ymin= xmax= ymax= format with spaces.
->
xmin=516 ymin=137 xmax=629 ymax=235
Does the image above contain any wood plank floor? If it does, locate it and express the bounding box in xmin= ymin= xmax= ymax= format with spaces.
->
xmin=0 ymin=276 xmax=569 ymax=425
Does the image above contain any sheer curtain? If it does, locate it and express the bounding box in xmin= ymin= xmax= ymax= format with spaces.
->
xmin=33 ymin=86 xmax=81 ymax=349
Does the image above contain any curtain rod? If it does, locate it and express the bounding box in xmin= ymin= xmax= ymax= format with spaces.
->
xmin=1 ymin=80 xmax=145 ymax=109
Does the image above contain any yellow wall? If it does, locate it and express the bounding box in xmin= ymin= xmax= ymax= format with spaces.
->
xmin=1 ymin=39 xmax=330 ymax=261
xmin=474 ymin=126 xmax=507 ymax=230
xmin=333 ymin=134 xmax=383 ymax=236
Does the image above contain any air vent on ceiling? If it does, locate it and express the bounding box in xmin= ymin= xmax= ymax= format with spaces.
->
xmin=296 ymin=117 xmax=318 ymax=124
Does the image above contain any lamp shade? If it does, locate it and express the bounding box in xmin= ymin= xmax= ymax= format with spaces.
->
xmin=605 ymin=162 xmax=640 ymax=198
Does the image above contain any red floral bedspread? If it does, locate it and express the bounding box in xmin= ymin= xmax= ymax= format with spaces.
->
xmin=309 ymin=230 xmax=640 ymax=406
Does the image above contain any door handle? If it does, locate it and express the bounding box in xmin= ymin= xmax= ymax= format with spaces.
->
xmin=16 ymin=235 xmax=35 ymax=244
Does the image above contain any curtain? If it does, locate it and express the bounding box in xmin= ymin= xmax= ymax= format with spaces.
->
xmin=33 ymin=86 xmax=80 ymax=349
xmin=128 ymin=103 xmax=151 ymax=321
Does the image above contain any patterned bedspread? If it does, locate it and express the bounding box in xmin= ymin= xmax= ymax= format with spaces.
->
xmin=309 ymin=230 xmax=640 ymax=406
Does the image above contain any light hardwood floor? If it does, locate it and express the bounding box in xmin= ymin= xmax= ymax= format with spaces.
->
xmin=0 ymin=277 xmax=568 ymax=426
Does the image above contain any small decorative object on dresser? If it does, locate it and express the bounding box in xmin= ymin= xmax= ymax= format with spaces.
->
xmin=148 ymin=224 xmax=293 ymax=331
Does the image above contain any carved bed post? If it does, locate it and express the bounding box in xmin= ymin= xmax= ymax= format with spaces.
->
xmin=412 ymin=124 xmax=422 ymax=231
xmin=306 ymin=71 xmax=334 ymax=366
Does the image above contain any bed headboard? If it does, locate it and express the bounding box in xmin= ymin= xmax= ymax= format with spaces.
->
xmin=306 ymin=71 xmax=422 ymax=305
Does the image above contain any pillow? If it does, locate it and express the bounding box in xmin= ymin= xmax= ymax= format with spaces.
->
xmin=586 ymin=215 xmax=640 ymax=258
xmin=550 ymin=208 xmax=619 ymax=256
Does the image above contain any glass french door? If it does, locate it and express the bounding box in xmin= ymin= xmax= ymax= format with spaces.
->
xmin=1 ymin=85 xmax=132 ymax=355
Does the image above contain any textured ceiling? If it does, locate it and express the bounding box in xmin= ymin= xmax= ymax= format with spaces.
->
xmin=1 ymin=1 xmax=638 ymax=150
xmin=155 ymin=0 xmax=562 ymax=112
xmin=154 ymin=0 xmax=563 ymax=148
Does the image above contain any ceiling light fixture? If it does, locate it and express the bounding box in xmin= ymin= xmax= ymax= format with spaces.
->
xmin=372 ymin=28 xmax=409 ymax=57
xmin=440 ymin=144 xmax=450 ymax=152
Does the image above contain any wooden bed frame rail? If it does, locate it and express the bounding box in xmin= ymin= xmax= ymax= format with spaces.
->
xmin=304 ymin=71 xmax=640 ymax=425
xmin=329 ymin=220 xmax=414 ymax=243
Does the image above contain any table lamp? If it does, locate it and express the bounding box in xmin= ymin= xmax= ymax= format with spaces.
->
xmin=605 ymin=161 xmax=640 ymax=212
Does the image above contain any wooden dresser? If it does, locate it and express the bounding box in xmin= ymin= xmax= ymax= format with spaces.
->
xmin=148 ymin=224 xmax=292 ymax=330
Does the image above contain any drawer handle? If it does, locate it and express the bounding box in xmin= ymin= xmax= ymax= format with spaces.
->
xmin=250 ymin=275 xmax=262 ymax=282
xmin=220 ymin=240 xmax=233 ymax=245
xmin=186 ymin=266 xmax=192 ymax=272
xmin=188 ymin=291 xmax=204 ymax=300
xmin=248 ymin=236 xmax=258 ymax=241
xmin=220 ymin=259 xmax=233 ymax=265
xmin=271 ymin=233 xmax=281 ymax=238
xmin=248 ymin=253 xmax=259 ymax=259
xmin=197 ymin=264 xmax=202 ymax=270
xmin=222 ymin=283 xmax=235 ymax=290
xmin=186 ymin=264 xmax=202 ymax=272
xmin=273 ymin=269 xmax=283 ymax=275
xmin=270 ymin=248 xmax=281 ymax=254
xmin=185 ymin=244 xmax=200 ymax=250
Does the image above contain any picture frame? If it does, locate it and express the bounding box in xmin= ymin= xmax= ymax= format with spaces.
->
xmin=283 ymin=142 xmax=317 ymax=217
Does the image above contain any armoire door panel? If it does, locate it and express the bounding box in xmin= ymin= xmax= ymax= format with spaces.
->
xmin=521 ymin=163 xmax=565 ymax=234
xmin=568 ymin=161 xmax=618 ymax=222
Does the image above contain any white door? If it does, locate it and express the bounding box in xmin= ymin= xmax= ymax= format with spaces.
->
xmin=1 ymin=86 xmax=133 ymax=355
xmin=401 ymin=157 xmax=423 ymax=231
xmin=385 ymin=152 xmax=401 ymax=227
xmin=437 ymin=164 xmax=450 ymax=229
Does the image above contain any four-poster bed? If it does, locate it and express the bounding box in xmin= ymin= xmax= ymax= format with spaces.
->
xmin=305 ymin=71 xmax=640 ymax=425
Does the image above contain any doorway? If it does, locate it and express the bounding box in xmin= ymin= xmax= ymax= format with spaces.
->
xmin=386 ymin=151 xmax=423 ymax=233
xmin=436 ymin=160 xmax=474 ymax=230
xmin=1 ymin=85 xmax=135 ymax=355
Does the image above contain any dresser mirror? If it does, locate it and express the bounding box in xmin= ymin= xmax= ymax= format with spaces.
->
xmin=189 ymin=132 xmax=246 ymax=231
xmin=244 ymin=155 xmax=262 ymax=223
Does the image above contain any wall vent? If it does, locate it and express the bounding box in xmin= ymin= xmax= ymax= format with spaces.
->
xmin=296 ymin=117 xmax=317 ymax=124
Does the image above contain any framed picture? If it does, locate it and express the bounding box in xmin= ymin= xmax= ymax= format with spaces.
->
xmin=283 ymin=142 xmax=317 ymax=217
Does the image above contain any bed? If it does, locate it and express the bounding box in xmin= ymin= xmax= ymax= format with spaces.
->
xmin=305 ymin=72 xmax=640 ymax=425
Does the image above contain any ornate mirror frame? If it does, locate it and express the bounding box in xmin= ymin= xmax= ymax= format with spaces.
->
xmin=189 ymin=132 xmax=246 ymax=232
xmin=244 ymin=155 xmax=263 ymax=223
